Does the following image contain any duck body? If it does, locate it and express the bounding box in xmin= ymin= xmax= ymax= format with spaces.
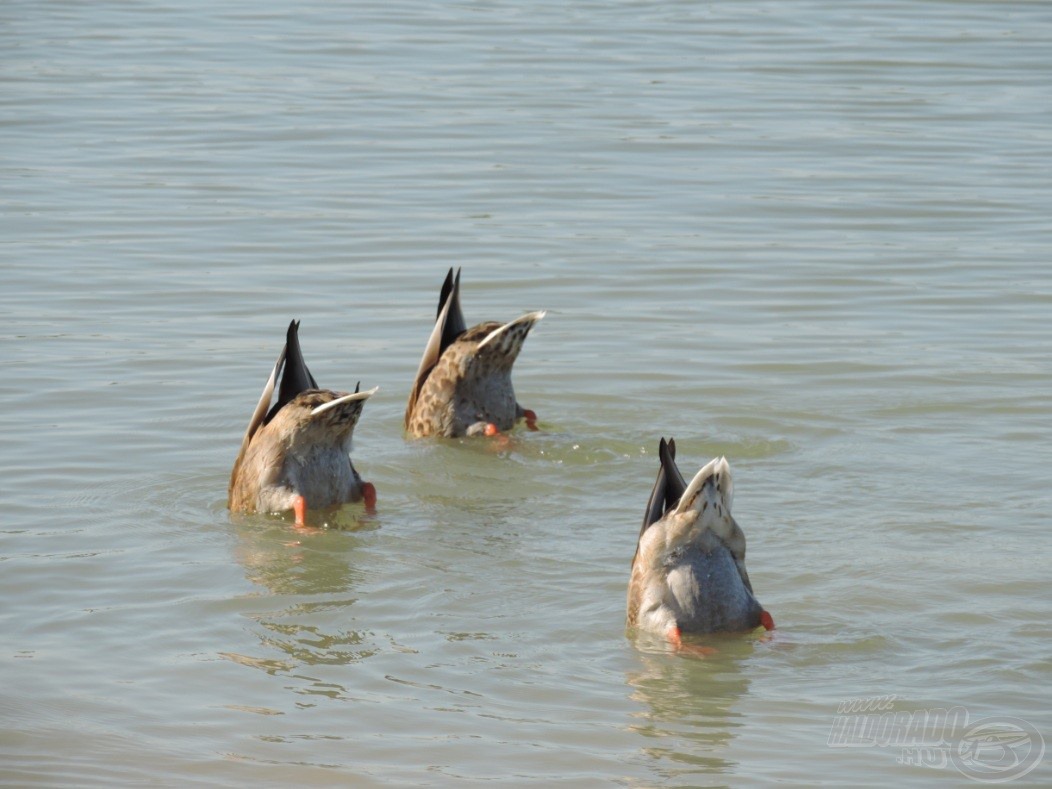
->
xmin=230 ymin=389 xmax=371 ymax=514
xmin=228 ymin=320 xmax=376 ymax=523
xmin=647 ymin=527 xmax=764 ymax=634
xmin=405 ymin=268 xmax=544 ymax=438
xmin=628 ymin=439 xmax=771 ymax=639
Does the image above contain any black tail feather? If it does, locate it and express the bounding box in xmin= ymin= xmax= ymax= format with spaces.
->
xmin=266 ymin=319 xmax=318 ymax=423
xmin=438 ymin=267 xmax=467 ymax=353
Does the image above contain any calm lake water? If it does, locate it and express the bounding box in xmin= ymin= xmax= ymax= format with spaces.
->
xmin=3 ymin=0 xmax=1050 ymax=785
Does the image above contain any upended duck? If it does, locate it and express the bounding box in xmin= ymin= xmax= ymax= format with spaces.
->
xmin=628 ymin=438 xmax=774 ymax=645
xmin=405 ymin=268 xmax=545 ymax=438
xmin=228 ymin=320 xmax=377 ymax=526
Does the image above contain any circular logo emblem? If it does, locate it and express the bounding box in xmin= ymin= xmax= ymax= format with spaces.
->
xmin=951 ymin=716 xmax=1045 ymax=783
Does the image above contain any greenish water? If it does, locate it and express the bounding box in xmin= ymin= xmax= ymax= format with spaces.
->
xmin=3 ymin=1 xmax=1050 ymax=785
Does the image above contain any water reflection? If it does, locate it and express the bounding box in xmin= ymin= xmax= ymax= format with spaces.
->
xmin=228 ymin=510 xmax=376 ymax=595
xmin=626 ymin=635 xmax=759 ymax=783
xmin=222 ymin=514 xmax=383 ymax=700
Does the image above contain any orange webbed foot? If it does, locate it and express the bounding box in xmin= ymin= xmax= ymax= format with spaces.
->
xmin=291 ymin=494 xmax=320 ymax=533
xmin=293 ymin=494 xmax=307 ymax=527
xmin=362 ymin=481 xmax=377 ymax=514
xmin=486 ymin=423 xmax=515 ymax=451
xmin=667 ymin=626 xmax=718 ymax=658
xmin=522 ymin=409 xmax=539 ymax=431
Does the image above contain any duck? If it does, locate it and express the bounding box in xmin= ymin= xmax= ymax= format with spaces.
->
xmin=404 ymin=268 xmax=545 ymax=438
xmin=627 ymin=438 xmax=774 ymax=646
xmin=228 ymin=319 xmax=377 ymax=526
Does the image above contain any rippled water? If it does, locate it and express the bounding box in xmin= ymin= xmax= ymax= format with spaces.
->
xmin=3 ymin=1 xmax=1051 ymax=785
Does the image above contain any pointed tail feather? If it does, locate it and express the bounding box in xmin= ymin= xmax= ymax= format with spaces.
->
xmin=438 ymin=267 xmax=467 ymax=347
xmin=406 ymin=270 xmax=470 ymax=427
xmin=310 ymin=386 xmax=378 ymax=417
xmin=477 ymin=310 xmax=546 ymax=351
xmin=660 ymin=437 xmax=687 ymax=512
xmin=310 ymin=386 xmax=378 ymax=437
xmin=267 ymin=319 xmax=318 ymax=423
xmin=641 ymin=437 xmax=674 ymax=534
xmin=674 ymin=456 xmax=733 ymax=517
xmin=472 ymin=311 xmax=546 ymax=372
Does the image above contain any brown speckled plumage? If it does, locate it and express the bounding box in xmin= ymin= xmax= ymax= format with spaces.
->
xmin=405 ymin=268 xmax=545 ymax=438
xmin=228 ymin=320 xmax=376 ymax=519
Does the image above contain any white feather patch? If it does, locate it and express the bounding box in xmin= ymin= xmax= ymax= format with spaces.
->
xmin=310 ymin=386 xmax=379 ymax=417
xmin=477 ymin=310 xmax=547 ymax=349
xmin=674 ymin=456 xmax=733 ymax=516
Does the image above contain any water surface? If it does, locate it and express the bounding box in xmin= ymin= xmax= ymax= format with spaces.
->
xmin=3 ymin=1 xmax=1051 ymax=785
